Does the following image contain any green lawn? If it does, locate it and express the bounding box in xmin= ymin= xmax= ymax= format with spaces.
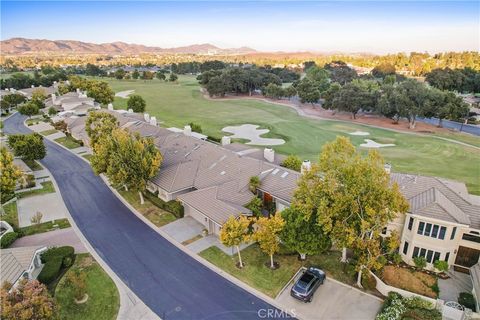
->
xmin=99 ymin=76 xmax=480 ymax=194
xmin=20 ymin=218 xmax=71 ymax=236
xmin=24 ymin=159 xmax=43 ymax=171
xmin=55 ymin=253 xmax=120 ymax=320
xmin=82 ymin=154 xmax=92 ymax=162
xmin=1 ymin=201 xmax=19 ymax=229
xmin=199 ymin=245 xmax=356 ymax=297
xmin=16 ymin=181 xmax=55 ymax=199
xmin=117 ymin=189 xmax=177 ymax=227
xmin=40 ymin=129 xmax=58 ymax=136
xmin=55 ymin=136 xmax=82 ymax=149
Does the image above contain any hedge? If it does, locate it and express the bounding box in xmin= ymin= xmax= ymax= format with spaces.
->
xmin=38 ymin=256 xmax=63 ymax=285
xmin=0 ymin=232 xmax=18 ymax=248
xmin=41 ymin=246 xmax=75 ymax=264
xmin=459 ymin=292 xmax=476 ymax=311
xmin=144 ymin=191 xmax=184 ymax=218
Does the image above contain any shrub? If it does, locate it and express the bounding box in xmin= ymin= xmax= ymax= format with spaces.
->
xmin=188 ymin=122 xmax=202 ymax=133
xmin=127 ymin=94 xmax=146 ymax=113
xmin=281 ymin=155 xmax=302 ymax=172
xmin=62 ymin=256 xmax=73 ymax=268
xmin=37 ymin=256 xmax=63 ymax=285
xmin=48 ymin=107 xmax=57 ymax=116
xmin=41 ymin=246 xmax=75 ymax=263
xmin=433 ymin=260 xmax=449 ymax=272
xmin=413 ymin=256 xmax=427 ymax=269
xmin=245 ymin=197 xmax=263 ymax=217
xmin=361 ymin=272 xmax=377 ymax=291
xmin=143 ymin=191 xmax=184 ymax=218
xmin=207 ymin=135 xmax=221 ymax=143
xmin=459 ymin=292 xmax=476 ymax=311
xmin=391 ymin=252 xmax=403 ymax=265
xmin=249 ymin=176 xmax=260 ymax=193
xmin=0 ymin=232 xmax=18 ymax=248
xmin=404 ymin=296 xmax=434 ymax=309
xmin=65 ymin=269 xmax=87 ymax=300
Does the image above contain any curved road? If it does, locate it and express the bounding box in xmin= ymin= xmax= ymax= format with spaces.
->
xmin=4 ymin=113 xmax=281 ymax=320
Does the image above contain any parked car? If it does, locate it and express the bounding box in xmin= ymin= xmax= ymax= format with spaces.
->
xmin=290 ymin=267 xmax=326 ymax=302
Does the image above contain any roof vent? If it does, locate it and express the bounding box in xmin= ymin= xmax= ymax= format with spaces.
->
xmin=281 ymin=172 xmax=289 ymax=178
xmin=272 ymin=168 xmax=280 ymax=175
xmin=384 ymin=163 xmax=392 ymax=174
xmin=301 ymin=160 xmax=311 ymax=175
xmin=264 ymin=148 xmax=275 ymax=163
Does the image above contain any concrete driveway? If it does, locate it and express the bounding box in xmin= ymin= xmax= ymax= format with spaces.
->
xmin=11 ymin=227 xmax=88 ymax=253
xmin=159 ymin=216 xmax=204 ymax=243
xmin=17 ymin=193 xmax=68 ymax=227
xmin=277 ymin=272 xmax=382 ymax=320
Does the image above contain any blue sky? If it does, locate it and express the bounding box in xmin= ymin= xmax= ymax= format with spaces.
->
xmin=1 ymin=1 xmax=478 ymax=53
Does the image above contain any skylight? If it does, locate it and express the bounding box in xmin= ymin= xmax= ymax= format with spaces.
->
xmin=281 ymin=172 xmax=289 ymax=178
xmin=272 ymin=169 xmax=280 ymax=175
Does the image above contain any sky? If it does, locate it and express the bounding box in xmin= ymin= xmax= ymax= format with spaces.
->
xmin=1 ymin=1 xmax=479 ymax=54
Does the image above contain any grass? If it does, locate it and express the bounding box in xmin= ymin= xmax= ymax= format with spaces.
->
xmin=98 ymin=76 xmax=480 ymax=194
xmin=380 ymin=265 xmax=438 ymax=298
xmin=40 ymin=129 xmax=58 ymax=136
xmin=20 ymin=218 xmax=71 ymax=236
xmin=16 ymin=181 xmax=55 ymax=199
xmin=199 ymin=245 xmax=356 ymax=298
xmin=117 ymin=189 xmax=177 ymax=227
xmin=55 ymin=136 xmax=82 ymax=149
xmin=23 ymin=159 xmax=43 ymax=171
xmin=182 ymin=234 xmax=203 ymax=246
xmin=82 ymin=154 xmax=93 ymax=162
xmin=55 ymin=253 xmax=120 ymax=320
xmin=1 ymin=201 xmax=19 ymax=229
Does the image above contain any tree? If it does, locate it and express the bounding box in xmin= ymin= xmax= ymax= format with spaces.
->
xmin=428 ymin=89 xmax=469 ymax=127
xmin=132 ymin=69 xmax=140 ymax=80
xmin=324 ymin=61 xmax=358 ymax=85
xmin=0 ymin=279 xmax=57 ymax=320
xmin=280 ymin=207 xmax=331 ymax=260
xmin=263 ymin=83 xmax=285 ymax=99
xmin=206 ymin=76 xmax=227 ymax=97
xmin=305 ymin=66 xmax=331 ymax=93
xmin=127 ymin=95 xmax=146 ymax=113
xmin=372 ymin=63 xmax=396 ymax=79
xmin=326 ymin=79 xmax=379 ymax=119
xmin=169 ymin=73 xmax=178 ymax=82
xmin=296 ymin=78 xmax=320 ymax=104
xmin=85 ymin=111 xmax=118 ymax=148
xmin=253 ymin=212 xmax=285 ymax=269
xmin=30 ymin=211 xmax=43 ymax=226
xmin=303 ymin=61 xmax=316 ymax=71
xmin=141 ymin=71 xmax=154 ymax=81
xmin=114 ymin=69 xmax=126 ymax=80
xmin=293 ymin=136 xmax=409 ymax=286
xmin=156 ymin=72 xmax=166 ymax=81
xmin=65 ymin=269 xmax=87 ymax=300
xmin=220 ymin=216 xmax=251 ymax=268
xmin=93 ymin=128 xmax=162 ymax=204
xmin=0 ymin=147 xmax=21 ymax=200
xmin=31 ymin=89 xmax=47 ymax=108
xmin=281 ymin=154 xmax=302 ymax=172
xmin=7 ymin=133 xmax=46 ymax=161
xmin=86 ymin=81 xmax=114 ymax=105
xmin=1 ymin=93 xmax=25 ymax=112
xmin=17 ymin=102 xmax=39 ymax=118
xmin=249 ymin=176 xmax=260 ymax=193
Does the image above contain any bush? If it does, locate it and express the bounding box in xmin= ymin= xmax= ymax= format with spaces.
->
xmin=281 ymin=155 xmax=302 ymax=172
xmin=361 ymin=272 xmax=377 ymax=291
xmin=404 ymin=296 xmax=434 ymax=310
xmin=391 ymin=252 xmax=403 ymax=265
xmin=433 ymin=260 xmax=449 ymax=272
xmin=413 ymin=256 xmax=427 ymax=269
xmin=245 ymin=197 xmax=263 ymax=217
xmin=37 ymin=256 xmax=63 ymax=285
xmin=0 ymin=232 xmax=18 ymax=248
xmin=48 ymin=107 xmax=57 ymax=116
xmin=144 ymin=191 xmax=184 ymax=218
xmin=458 ymin=292 xmax=476 ymax=311
xmin=41 ymin=246 xmax=75 ymax=263
xmin=207 ymin=135 xmax=221 ymax=143
xmin=62 ymin=256 xmax=73 ymax=268
xmin=188 ymin=122 xmax=202 ymax=133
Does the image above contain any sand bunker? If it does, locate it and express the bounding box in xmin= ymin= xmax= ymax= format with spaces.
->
xmin=349 ymin=131 xmax=370 ymax=136
xmin=222 ymin=124 xmax=285 ymax=146
xmin=115 ymin=90 xmax=135 ymax=98
xmin=360 ymin=139 xmax=395 ymax=148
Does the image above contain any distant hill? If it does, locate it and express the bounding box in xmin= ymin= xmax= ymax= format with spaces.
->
xmin=0 ymin=38 xmax=257 ymax=55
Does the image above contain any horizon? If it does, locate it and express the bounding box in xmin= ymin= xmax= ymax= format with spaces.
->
xmin=1 ymin=1 xmax=479 ymax=54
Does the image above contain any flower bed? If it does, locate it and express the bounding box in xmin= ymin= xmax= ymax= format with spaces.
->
xmin=380 ymin=265 xmax=438 ymax=298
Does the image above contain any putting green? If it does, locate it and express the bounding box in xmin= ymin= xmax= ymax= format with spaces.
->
xmin=93 ymin=75 xmax=480 ymax=195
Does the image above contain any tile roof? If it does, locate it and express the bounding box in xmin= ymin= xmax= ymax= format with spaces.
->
xmin=0 ymin=246 xmax=43 ymax=285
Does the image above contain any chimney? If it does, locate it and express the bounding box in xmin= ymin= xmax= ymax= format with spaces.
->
xmin=384 ymin=163 xmax=392 ymax=174
xmin=301 ymin=160 xmax=311 ymax=174
xmin=51 ymin=93 xmax=56 ymax=104
xmin=221 ymin=136 xmax=231 ymax=146
xmin=76 ymin=88 xmax=80 ymax=94
xmin=149 ymin=116 xmax=157 ymax=126
xmin=264 ymin=148 xmax=275 ymax=163
xmin=107 ymin=103 xmax=114 ymax=111
xmin=53 ymin=81 xmax=58 ymax=88
xmin=144 ymin=113 xmax=150 ymax=122
xmin=127 ymin=108 xmax=133 ymax=113
xmin=31 ymin=85 xmax=35 ymax=88
xmin=184 ymin=125 xmax=192 ymax=136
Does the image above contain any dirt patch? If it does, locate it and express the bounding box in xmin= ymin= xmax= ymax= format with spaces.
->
xmin=381 ymin=265 xmax=438 ymax=298
xmin=78 ymin=256 xmax=95 ymax=268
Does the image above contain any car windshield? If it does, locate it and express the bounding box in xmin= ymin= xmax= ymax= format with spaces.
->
xmin=295 ymin=272 xmax=315 ymax=293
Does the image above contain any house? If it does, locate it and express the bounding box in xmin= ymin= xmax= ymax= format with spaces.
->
xmin=17 ymin=85 xmax=57 ymax=99
xmin=44 ymin=90 xmax=98 ymax=115
xmin=470 ymin=263 xmax=480 ymax=311
xmin=0 ymin=246 xmax=47 ymax=288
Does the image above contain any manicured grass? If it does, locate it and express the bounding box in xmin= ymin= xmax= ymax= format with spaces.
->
xmin=55 ymin=253 xmax=120 ymax=320
xmin=55 ymin=136 xmax=82 ymax=149
xmin=380 ymin=265 xmax=438 ymax=298
xmin=16 ymin=181 xmax=56 ymax=199
xmin=40 ymin=129 xmax=58 ymax=136
xmin=25 ymin=118 xmax=42 ymax=126
xmin=24 ymin=159 xmax=43 ymax=171
xmin=199 ymin=245 xmax=356 ymax=297
xmin=20 ymin=218 xmax=71 ymax=236
xmin=1 ymin=201 xmax=19 ymax=229
xmin=98 ymin=76 xmax=480 ymax=194
xmin=82 ymin=154 xmax=93 ymax=162
xmin=117 ymin=189 xmax=177 ymax=227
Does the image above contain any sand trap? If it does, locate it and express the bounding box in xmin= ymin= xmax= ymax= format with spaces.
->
xmin=222 ymin=124 xmax=285 ymax=146
xmin=360 ymin=139 xmax=395 ymax=148
xmin=349 ymin=131 xmax=370 ymax=136
xmin=115 ymin=90 xmax=135 ymax=98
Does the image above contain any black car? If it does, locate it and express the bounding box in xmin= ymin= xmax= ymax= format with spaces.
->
xmin=290 ymin=267 xmax=326 ymax=302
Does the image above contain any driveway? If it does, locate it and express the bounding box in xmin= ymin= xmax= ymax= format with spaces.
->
xmin=11 ymin=227 xmax=88 ymax=253
xmin=159 ymin=216 xmax=204 ymax=243
xmin=277 ymin=272 xmax=382 ymax=320
xmin=17 ymin=193 xmax=68 ymax=227
xmin=4 ymin=113 xmax=283 ymax=320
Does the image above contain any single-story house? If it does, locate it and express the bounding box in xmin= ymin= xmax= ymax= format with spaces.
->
xmin=0 ymin=246 xmax=48 ymax=288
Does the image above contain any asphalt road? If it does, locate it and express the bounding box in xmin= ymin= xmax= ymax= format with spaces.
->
xmin=4 ymin=113 xmax=285 ymax=320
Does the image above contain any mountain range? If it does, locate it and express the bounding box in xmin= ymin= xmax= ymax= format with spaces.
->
xmin=0 ymin=38 xmax=257 ymax=55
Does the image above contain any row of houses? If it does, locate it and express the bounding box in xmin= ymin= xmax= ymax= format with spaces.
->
xmin=65 ymin=109 xmax=480 ymax=275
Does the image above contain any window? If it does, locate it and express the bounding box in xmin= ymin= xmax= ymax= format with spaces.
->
xmin=432 ymin=225 xmax=439 ymax=238
xmin=424 ymin=223 xmax=432 ymax=237
xmin=462 ymin=233 xmax=480 ymax=243
xmin=426 ymin=250 xmax=433 ymax=263
xmin=451 ymin=227 xmax=457 ymax=240
xmin=433 ymin=252 xmax=441 ymax=263
xmin=420 ymin=248 xmax=427 ymax=258
xmin=381 ymin=227 xmax=387 ymax=235
xmin=403 ymin=242 xmax=409 ymax=255
xmin=408 ymin=217 xmax=414 ymax=230
xmin=413 ymin=247 xmax=419 ymax=258
xmin=417 ymin=222 xmax=425 ymax=235
xmin=445 ymin=252 xmax=450 ymax=262
xmin=439 ymin=227 xmax=446 ymax=240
